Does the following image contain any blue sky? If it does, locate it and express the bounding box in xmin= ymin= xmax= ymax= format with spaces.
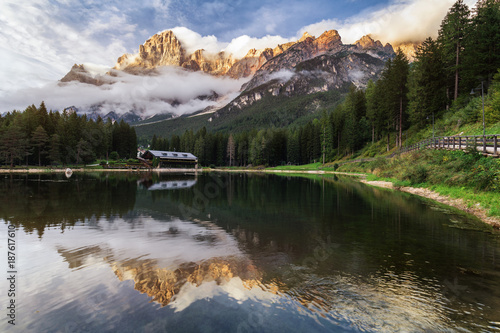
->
xmin=0 ymin=0 xmax=477 ymax=112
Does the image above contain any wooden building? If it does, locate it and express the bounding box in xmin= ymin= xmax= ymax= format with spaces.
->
xmin=140 ymin=150 xmax=198 ymax=169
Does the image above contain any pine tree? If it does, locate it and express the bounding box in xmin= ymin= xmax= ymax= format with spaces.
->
xmin=49 ymin=134 xmax=61 ymax=165
xmin=464 ymin=0 xmax=500 ymax=89
xmin=227 ymin=134 xmax=235 ymax=166
xmin=408 ymin=37 xmax=447 ymax=128
xmin=438 ymin=0 xmax=471 ymax=101
xmin=31 ymin=125 xmax=49 ymax=166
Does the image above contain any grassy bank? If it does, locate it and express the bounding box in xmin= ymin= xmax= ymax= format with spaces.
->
xmin=337 ymin=149 xmax=500 ymax=217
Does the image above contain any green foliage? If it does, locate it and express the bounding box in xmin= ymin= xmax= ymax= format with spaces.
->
xmin=0 ymin=102 xmax=137 ymax=167
xmin=403 ymin=164 xmax=428 ymax=185
xmin=109 ymin=151 xmax=119 ymax=161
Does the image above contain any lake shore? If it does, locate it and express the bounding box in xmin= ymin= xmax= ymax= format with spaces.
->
xmin=2 ymin=166 xmax=498 ymax=229
xmin=361 ymin=180 xmax=500 ymax=230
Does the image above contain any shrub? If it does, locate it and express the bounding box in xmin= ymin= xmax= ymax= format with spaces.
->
xmin=403 ymin=164 xmax=428 ymax=185
xmin=109 ymin=151 xmax=119 ymax=160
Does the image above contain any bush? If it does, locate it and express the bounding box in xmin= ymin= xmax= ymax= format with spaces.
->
xmin=109 ymin=151 xmax=119 ymax=160
xmin=403 ymin=164 xmax=428 ymax=185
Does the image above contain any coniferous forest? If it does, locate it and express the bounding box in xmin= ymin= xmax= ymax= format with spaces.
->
xmin=0 ymin=102 xmax=137 ymax=167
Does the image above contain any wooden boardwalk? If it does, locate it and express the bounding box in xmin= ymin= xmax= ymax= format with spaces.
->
xmin=399 ymin=134 xmax=500 ymax=156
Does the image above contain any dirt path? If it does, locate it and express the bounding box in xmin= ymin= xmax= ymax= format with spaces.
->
xmin=361 ymin=180 xmax=500 ymax=229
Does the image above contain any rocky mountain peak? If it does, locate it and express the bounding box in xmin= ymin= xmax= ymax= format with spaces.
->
xmin=355 ymin=35 xmax=383 ymax=49
xmin=115 ymin=30 xmax=185 ymax=71
xmin=314 ymin=30 xmax=343 ymax=52
xmin=115 ymin=30 xmax=236 ymax=76
xmin=299 ymin=32 xmax=314 ymax=42
xmin=60 ymin=64 xmax=109 ymax=86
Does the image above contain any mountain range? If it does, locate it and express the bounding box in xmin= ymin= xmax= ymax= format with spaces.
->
xmin=59 ymin=29 xmax=416 ymax=133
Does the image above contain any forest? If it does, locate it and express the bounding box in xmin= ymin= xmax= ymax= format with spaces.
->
xmin=0 ymin=103 xmax=137 ymax=167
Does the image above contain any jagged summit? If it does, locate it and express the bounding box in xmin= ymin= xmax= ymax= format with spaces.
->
xmin=113 ymin=30 xmax=236 ymax=76
xmin=299 ymin=32 xmax=314 ymax=42
xmin=57 ymin=28 xmax=400 ymax=124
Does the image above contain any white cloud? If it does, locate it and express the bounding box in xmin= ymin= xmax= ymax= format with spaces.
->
xmin=2 ymin=67 xmax=247 ymax=117
xmin=165 ymin=27 xmax=292 ymax=59
xmin=170 ymin=27 xmax=226 ymax=55
xmin=268 ymin=69 xmax=295 ymax=82
xmin=298 ymin=0 xmax=477 ymax=45
xmin=0 ymin=0 xmax=133 ymax=105
xmin=224 ymin=35 xmax=292 ymax=59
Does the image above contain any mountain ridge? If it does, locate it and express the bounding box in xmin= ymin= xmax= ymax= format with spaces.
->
xmin=58 ymin=29 xmax=409 ymax=127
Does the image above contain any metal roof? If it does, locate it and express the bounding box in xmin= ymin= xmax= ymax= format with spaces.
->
xmin=143 ymin=150 xmax=197 ymax=161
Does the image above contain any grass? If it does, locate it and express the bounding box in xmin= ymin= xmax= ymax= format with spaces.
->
xmin=266 ymin=162 xmax=323 ymax=171
xmin=338 ymin=149 xmax=500 ymax=217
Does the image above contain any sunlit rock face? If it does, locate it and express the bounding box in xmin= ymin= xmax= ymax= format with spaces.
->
xmin=114 ymin=30 xmax=237 ymax=77
xmin=393 ymin=41 xmax=421 ymax=61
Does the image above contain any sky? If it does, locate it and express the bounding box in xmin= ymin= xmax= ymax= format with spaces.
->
xmin=0 ymin=0 xmax=478 ymax=114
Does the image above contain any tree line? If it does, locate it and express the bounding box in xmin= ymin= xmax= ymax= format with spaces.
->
xmin=150 ymin=0 xmax=499 ymax=167
xmin=0 ymin=102 xmax=137 ymax=167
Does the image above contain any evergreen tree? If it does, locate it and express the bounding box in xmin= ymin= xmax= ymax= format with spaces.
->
xmin=438 ymin=0 xmax=471 ymax=101
xmin=408 ymin=37 xmax=447 ymax=128
xmin=0 ymin=125 xmax=30 ymax=167
xmin=48 ymin=134 xmax=61 ymax=165
xmin=227 ymin=134 xmax=235 ymax=166
xmin=464 ymin=0 xmax=500 ymax=89
xmin=31 ymin=125 xmax=49 ymax=166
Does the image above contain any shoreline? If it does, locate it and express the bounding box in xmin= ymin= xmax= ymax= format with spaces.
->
xmin=2 ymin=167 xmax=497 ymax=229
xmin=361 ymin=180 xmax=500 ymax=230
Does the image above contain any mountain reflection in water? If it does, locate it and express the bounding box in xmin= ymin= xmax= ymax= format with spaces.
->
xmin=1 ymin=173 xmax=499 ymax=333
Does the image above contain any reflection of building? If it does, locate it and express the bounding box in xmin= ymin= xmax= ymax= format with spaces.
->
xmin=148 ymin=180 xmax=197 ymax=190
xmin=141 ymin=150 xmax=198 ymax=169
xmin=138 ymin=174 xmax=197 ymax=190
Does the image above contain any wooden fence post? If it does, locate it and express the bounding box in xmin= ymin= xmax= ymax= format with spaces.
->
xmin=494 ymin=135 xmax=498 ymax=155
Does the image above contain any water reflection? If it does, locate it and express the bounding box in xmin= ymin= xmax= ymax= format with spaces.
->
xmin=138 ymin=174 xmax=198 ymax=191
xmin=1 ymin=173 xmax=500 ymax=332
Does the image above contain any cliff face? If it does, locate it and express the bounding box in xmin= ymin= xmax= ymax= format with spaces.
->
xmin=217 ymin=32 xmax=390 ymax=115
xmin=114 ymin=30 xmax=237 ymax=76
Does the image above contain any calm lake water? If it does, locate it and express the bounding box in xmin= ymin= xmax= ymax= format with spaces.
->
xmin=1 ymin=172 xmax=500 ymax=332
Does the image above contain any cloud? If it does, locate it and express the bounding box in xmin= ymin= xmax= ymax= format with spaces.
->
xmin=2 ymin=66 xmax=247 ymax=117
xmin=298 ymin=0 xmax=476 ymax=45
xmin=223 ymin=35 xmax=292 ymax=59
xmin=268 ymin=70 xmax=295 ymax=82
xmin=170 ymin=27 xmax=226 ymax=54
xmin=164 ymin=27 xmax=292 ymax=59
xmin=0 ymin=0 xmax=137 ymax=106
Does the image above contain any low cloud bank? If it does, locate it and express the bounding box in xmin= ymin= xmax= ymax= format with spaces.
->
xmin=2 ymin=66 xmax=247 ymax=117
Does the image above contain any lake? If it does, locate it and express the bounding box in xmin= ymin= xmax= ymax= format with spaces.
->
xmin=1 ymin=172 xmax=499 ymax=332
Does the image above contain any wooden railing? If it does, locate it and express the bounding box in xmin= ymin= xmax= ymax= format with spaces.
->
xmin=398 ymin=134 xmax=500 ymax=156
